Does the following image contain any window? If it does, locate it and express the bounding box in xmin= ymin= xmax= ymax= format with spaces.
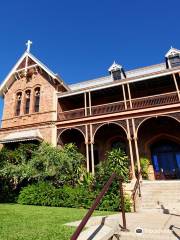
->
xmin=24 ymin=90 xmax=31 ymax=114
xmin=15 ymin=92 xmax=22 ymax=116
xmin=112 ymin=70 xmax=121 ymax=80
xmin=34 ymin=87 xmax=40 ymax=112
xmin=169 ymin=55 xmax=180 ymax=68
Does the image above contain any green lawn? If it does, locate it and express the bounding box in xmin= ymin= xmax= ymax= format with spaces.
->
xmin=0 ymin=204 xmax=113 ymax=240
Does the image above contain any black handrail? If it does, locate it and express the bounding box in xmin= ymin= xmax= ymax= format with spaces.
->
xmin=70 ymin=172 xmax=127 ymax=240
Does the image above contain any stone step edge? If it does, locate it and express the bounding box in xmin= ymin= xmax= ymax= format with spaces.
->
xmin=114 ymin=227 xmax=176 ymax=240
xmin=77 ymin=225 xmax=116 ymax=240
xmin=142 ymin=180 xmax=180 ymax=184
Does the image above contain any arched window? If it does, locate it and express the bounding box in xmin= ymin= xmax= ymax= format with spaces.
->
xmin=24 ymin=90 xmax=31 ymax=114
xmin=34 ymin=87 xmax=40 ymax=112
xmin=15 ymin=92 xmax=22 ymax=116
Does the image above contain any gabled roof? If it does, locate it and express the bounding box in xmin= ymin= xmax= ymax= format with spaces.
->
xmin=0 ymin=50 xmax=69 ymax=97
xmin=108 ymin=61 xmax=122 ymax=72
xmin=165 ymin=47 xmax=180 ymax=58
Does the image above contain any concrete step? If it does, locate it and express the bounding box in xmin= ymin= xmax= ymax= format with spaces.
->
xmin=67 ymin=215 xmax=119 ymax=240
xmin=77 ymin=225 xmax=115 ymax=240
xmin=67 ymin=211 xmax=180 ymax=240
xmin=115 ymin=231 xmax=177 ymax=240
xmin=140 ymin=180 xmax=180 ymax=211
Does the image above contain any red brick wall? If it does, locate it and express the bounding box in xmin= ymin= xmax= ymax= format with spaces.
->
xmin=2 ymin=72 xmax=57 ymax=128
xmin=0 ymin=71 xmax=58 ymax=145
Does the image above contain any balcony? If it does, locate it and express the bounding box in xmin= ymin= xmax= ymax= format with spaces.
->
xmin=57 ymin=91 xmax=179 ymax=121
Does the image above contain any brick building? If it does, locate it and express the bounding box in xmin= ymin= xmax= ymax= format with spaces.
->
xmin=0 ymin=42 xmax=180 ymax=180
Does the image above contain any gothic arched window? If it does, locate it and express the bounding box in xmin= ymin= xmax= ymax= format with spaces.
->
xmin=15 ymin=92 xmax=22 ymax=116
xmin=34 ymin=87 xmax=40 ymax=112
xmin=24 ymin=90 xmax=31 ymax=114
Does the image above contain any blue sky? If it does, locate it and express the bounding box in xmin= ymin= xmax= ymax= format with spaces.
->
xmin=0 ymin=0 xmax=180 ymax=119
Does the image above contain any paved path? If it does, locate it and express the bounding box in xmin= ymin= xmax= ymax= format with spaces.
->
xmin=67 ymin=210 xmax=180 ymax=239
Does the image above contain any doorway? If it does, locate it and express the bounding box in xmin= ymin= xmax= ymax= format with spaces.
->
xmin=151 ymin=140 xmax=180 ymax=179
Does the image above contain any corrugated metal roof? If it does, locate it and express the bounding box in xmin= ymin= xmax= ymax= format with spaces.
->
xmin=68 ymin=63 xmax=166 ymax=91
xmin=0 ymin=129 xmax=43 ymax=143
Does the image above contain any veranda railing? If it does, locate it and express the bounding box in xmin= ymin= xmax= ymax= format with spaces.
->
xmin=58 ymin=91 xmax=179 ymax=121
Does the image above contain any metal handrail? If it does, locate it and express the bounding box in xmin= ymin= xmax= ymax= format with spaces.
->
xmin=70 ymin=172 xmax=127 ymax=240
xmin=132 ymin=172 xmax=141 ymax=212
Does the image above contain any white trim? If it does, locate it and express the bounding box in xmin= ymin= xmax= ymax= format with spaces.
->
xmin=0 ymin=51 xmax=69 ymax=97
xmin=165 ymin=47 xmax=180 ymax=58
xmin=108 ymin=61 xmax=122 ymax=72
xmin=0 ymin=51 xmax=27 ymax=95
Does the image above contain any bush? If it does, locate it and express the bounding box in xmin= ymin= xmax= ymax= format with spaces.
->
xmin=95 ymin=148 xmax=130 ymax=186
xmin=18 ymin=182 xmax=131 ymax=212
xmin=140 ymin=157 xmax=150 ymax=179
xmin=18 ymin=182 xmax=97 ymax=208
xmin=93 ymin=148 xmax=131 ymax=211
xmin=135 ymin=157 xmax=150 ymax=179
xmin=0 ymin=142 xmax=85 ymax=203
xmin=17 ymin=182 xmax=57 ymax=206
xmin=28 ymin=142 xmax=85 ymax=186
xmin=0 ymin=143 xmax=39 ymax=190
xmin=0 ymin=179 xmax=17 ymax=203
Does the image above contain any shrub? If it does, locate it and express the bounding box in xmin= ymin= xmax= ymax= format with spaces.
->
xmin=18 ymin=182 xmax=96 ymax=208
xmin=140 ymin=157 xmax=150 ymax=179
xmin=0 ymin=179 xmax=17 ymax=203
xmin=18 ymin=182 xmax=131 ymax=212
xmin=135 ymin=157 xmax=150 ymax=179
xmin=29 ymin=142 xmax=85 ymax=186
xmin=0 ymin=143 xmax=39 ymax=190
xmin=17 ymin=182 xmax=57 ymax=206
xmin=78 ymin=169 xmax=95 ymax=189
xmin=95 ymin=148 xmax=130 ymax=186
xmin=93 ymin=148 xmax=131 ymax=211
xmin=0 ymin=142 xmax=85 ymax=201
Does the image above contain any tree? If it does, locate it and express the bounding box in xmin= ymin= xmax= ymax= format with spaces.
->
xmin=0 ymin=142 xmax=85 ymax=190
xmin=0 ymin=143 xmax=39 ymax=189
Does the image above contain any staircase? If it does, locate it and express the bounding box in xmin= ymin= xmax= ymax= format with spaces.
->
xmin=116 ymin=180 xmax=180 ymax=239
xmin=140 ymin=180 xmax=180 ymax=212
xmin=69 ymin=180 xmax=180 ymax=239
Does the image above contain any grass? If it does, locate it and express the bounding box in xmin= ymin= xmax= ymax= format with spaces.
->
xmin=0 ymin=204 xmax=113 ymax=240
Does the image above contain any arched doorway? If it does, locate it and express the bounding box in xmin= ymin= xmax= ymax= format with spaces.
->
xmin=93 ymin=123 xmax=128 ymax=165
xmin=151 ymin=140 xmax=180 ymax=179
xmin=137 ymin=116 xmax=180 ymax=180
xmin=57 ymin=128 xmax=85 ymax=156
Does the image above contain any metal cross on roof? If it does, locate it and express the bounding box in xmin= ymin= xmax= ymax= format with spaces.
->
xmin=26 ymin=40 xmax=32 ymax=53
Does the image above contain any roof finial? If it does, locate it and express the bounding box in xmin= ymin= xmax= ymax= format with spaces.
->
xmin=26 ymin=40 xmax=32 ymax=53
